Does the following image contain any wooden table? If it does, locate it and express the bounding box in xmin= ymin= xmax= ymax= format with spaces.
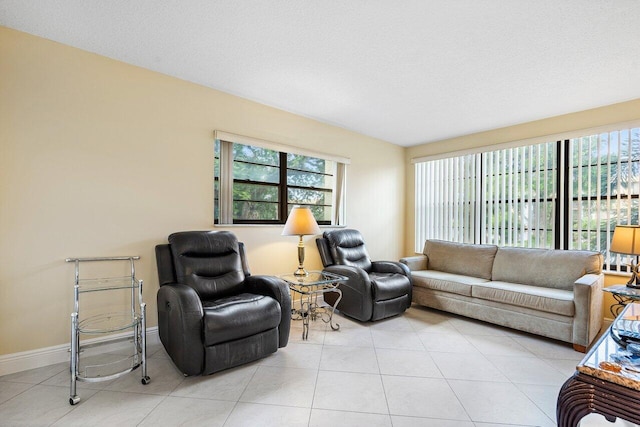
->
xmin=557 ymin=303 xmax=640 ymax=426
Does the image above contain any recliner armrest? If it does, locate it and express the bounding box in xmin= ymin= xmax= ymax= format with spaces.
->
xmin=244 ymin=275 xmax=292 ymax=347
xmin=399 ymin=255 xmax=428 ymax=271
xmin=156 ymin=283 xmax=205 ymax=376
xmin=323 ymin=264 xmax=374 ymax=321
xmin=371 ymin=261 xmax=411 ymax=277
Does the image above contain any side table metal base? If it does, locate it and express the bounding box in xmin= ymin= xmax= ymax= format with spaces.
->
xmin=292 ymin=288 xmax=342 ymax=340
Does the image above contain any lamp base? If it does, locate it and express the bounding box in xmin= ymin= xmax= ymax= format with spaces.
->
xmin=626 ymin=262 xmax=640 ymax=288
xmin=294 ymin=267 xmax=309 ymax=277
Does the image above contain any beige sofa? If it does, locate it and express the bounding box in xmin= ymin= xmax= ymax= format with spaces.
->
xmin=400 ymin=240 xmax=604 ymax=351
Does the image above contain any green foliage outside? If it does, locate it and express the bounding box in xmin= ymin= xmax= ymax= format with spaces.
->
xmin=214 ymin=141 xmax=334 ymax=222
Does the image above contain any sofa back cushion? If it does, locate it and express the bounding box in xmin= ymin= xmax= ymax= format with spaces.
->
xmin=423 ymin=240 xmax=498 ymax=280
xmin=492 ymin=247 xmax=603 ymax=291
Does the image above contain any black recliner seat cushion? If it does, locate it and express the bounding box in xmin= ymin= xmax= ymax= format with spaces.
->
xmin=202 ymin=293 xmax=281 ymax=346
xmin=369 ymin=272 xmax=413 ymax=302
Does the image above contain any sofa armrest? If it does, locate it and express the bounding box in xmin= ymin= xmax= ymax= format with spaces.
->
xmin=244 ymin=275 xmax=292 ymax=348
xmin=371 ymin=261 xmax=411 ymax=277
xmin=157 ymin=283 xmax=205 ymax=375
xmin=572 ymin=273 xmax=604 ymax=349
xmin=399 ymin=255 xmax=428 ymax=271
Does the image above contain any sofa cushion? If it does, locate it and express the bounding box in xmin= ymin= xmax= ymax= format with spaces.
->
xmin=491 ymin=247 xmax=603 ymax=291
xmin=411 ymin=270 xmax=489 ymax=297
xmin=424 ymin=240 xmax=498 ymax=280
xmin=472 ymin=281 xmax=575 ymax=316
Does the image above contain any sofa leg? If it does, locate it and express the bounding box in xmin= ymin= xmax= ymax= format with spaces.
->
xmin=573 ymin=344 xmax=586 ymax=353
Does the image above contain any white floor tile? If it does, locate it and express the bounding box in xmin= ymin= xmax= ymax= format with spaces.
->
xmin=309 ymin=408 xmax=392 ymax=427
xmin=430 ymin=351 xmax=508 ymax=382
xmin=376 ymin=348 xmax=442 ymax=378
xmin=170 ymin=364 xmax=257 ymax=401
xmin=465 ymin=335 xmax=534 ymax=357
xmin=382 ymin=375 xmax=469 ymax=420
xmin=448 ymin=379 xmax=555 ymax=426
xmin=322 ymin=325 xmax=374 ymax=347
xmin=313 ymin=371 xmax=388 ymax=414
xmin=0 ymin=362 xmax=67 ymax=384
xmin=224 ymin=402 xmax=311 ymax=427
xmin=371 ymin=329 xmax=425 ymax=350
xmin=0 ymin=384 xmax=89 ymax=426
xmin=53 ymin=390 xmax=163 ymax=426
xmin=240 ymin=366 xmax=317 ymax=407
xmin=319 ymin=345 xmax=379 ymax=373
xmin=490 ymin=355 xmax=568 ymax=386
xmin=417 ymin=330 xmax=479 ymax=353
xmin=259 ymin=342 xmax=323 ymax=369
xmin=515 ymin=383 xmax=562 ymax=421
xmin=289 ymin=325 xmax=327 ymax=345
xmin=369 ymin=314 xmax=414 ymax=332
xmin=0 ymin=381 xmax=32 ymax=405
xmin=106 ymin=357 xmax=184 ymax=395
xmin=449 ymin=317 xmax=512 ymax=336
xmin=391 ymin=415 xmax=475 ymax=427
xmin=138 ymin=396 xmax=235 ymax=426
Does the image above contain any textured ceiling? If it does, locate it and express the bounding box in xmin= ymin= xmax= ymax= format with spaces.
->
xmin=2 ymin=0 xmax=640 ymax=146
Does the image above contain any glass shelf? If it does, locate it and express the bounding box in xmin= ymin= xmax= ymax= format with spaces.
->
xmin=78 ymin=312 xmax=140 ymax=334
xmin=77 ymin=276 xmax=140 ymax=293
xmin=77 ymin=351 xmax=141 ymax=382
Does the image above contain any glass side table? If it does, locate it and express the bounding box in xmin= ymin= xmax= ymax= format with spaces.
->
xmin=280 ymin=271 xmax=348 ymax=340
xmin=603 ymin=285 xmax=640 ymax=317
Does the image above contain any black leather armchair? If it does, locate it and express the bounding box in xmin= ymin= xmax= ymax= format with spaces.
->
xmin=316 ymin=229 xmax=412 ymax=322
xmin=155 ymin=231 xmax=291 ymax=376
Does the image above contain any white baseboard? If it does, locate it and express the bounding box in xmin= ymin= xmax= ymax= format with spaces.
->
xmin=0 ymin=327 xmax=159 ymax=377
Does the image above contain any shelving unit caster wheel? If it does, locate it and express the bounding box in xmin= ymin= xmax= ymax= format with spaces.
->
xmin=69 ymin=396 xmax=80 ymax=405
xmin=141 ymin=376 xmax=150 ymax=385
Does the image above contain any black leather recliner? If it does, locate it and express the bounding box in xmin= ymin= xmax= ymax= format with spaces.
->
xmin=155 ymin=230 xmax=291 ymax=376
xmin=316 ymin=229 xmax=412 ymax=322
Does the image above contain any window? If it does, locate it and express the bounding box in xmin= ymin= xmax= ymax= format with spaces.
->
xmin=481 ymin=142 xmax=558 ymax=249
xmin=414 ymin=124 xmax=640 ymax=272
xmin=214 ymin=133 xmax=348 ymax=225
xmin=568 ymin=128 xmax=640 ymax=271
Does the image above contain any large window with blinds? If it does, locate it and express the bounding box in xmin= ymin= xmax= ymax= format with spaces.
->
xmin=414 ymin=125 xmax=640 ymax=272
xmin=214 ymin=133 xmax=348 ymax=226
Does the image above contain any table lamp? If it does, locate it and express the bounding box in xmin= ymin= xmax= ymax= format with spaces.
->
xmin=282 ymin=205 xmax=321 ymax=276
xmin=611 ymin=225 xmax=640 ymax=288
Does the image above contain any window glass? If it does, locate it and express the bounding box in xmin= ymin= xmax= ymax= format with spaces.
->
xmin=215 ymin=140 xmax=340 ymax=225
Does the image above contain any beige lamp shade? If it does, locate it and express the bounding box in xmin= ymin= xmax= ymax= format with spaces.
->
xmin=282 ymin=206 xmax=321 ymax=236
xmin=610 ymin=225 xmax=640 ymax=255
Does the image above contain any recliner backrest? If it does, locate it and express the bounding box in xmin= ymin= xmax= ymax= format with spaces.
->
xmin=323 ymin=229 xmax=372 ymax=272
xmin=168 ymin=230 xmax=245 ymax=299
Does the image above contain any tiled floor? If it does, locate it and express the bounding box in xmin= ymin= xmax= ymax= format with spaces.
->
xmin=0 ymin=305 xmax=636 ymax=426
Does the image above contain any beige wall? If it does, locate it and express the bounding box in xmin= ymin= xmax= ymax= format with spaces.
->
xmin=403 ymin=98 xmax=640 ymax=322
xmin=0 ymin=27 xmax=406 ymax=355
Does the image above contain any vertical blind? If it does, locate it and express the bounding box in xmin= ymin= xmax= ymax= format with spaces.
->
xmin=415 ymin=155 xmax=478 ymax=246
xmin=568 ymin=128 xmax=640 ymax=272
xmin=481 ymin=142 xmax=557 ymax=249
